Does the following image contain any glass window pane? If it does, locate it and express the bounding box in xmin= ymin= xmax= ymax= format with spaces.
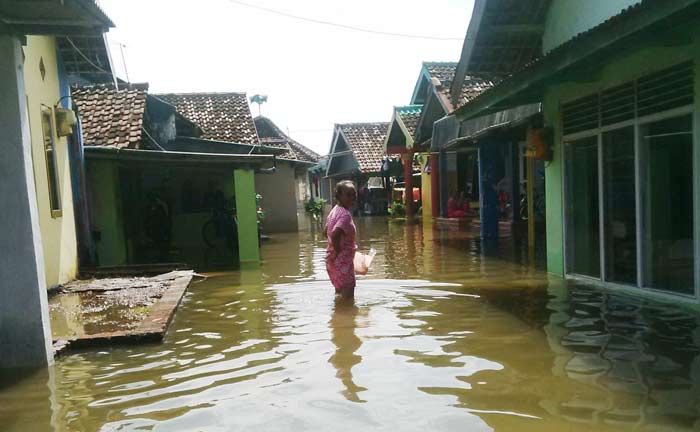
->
xmin=566 ymin=136 xmax=600 ymax=278
xmin=41 ymin=109 xmax=61 ymax=213
xmin=641 ymin=115 xmax=694 ymax=294
xmin=603 ymin=127 xmax=637 ymax=284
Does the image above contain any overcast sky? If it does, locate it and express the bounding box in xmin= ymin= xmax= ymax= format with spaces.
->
xmin=99 ymin=0 xmax=474 ymax=155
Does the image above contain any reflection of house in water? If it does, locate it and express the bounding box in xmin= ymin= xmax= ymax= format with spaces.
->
xmin=543 ymin=283 xmax=700 ymax=428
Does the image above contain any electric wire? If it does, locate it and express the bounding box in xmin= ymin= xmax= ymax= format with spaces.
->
xmin=225 ymin=0 xmax=463 ymax=41
xmin=65 ymin=37 xmax=113 ymax=75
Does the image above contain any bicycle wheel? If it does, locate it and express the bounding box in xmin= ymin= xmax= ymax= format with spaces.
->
xmin=202 ymin=220 xmax=220 ymax=249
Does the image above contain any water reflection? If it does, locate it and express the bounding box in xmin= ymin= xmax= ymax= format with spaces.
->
xmin=0 ymin=217 xmax=699 ymax=431
xmin=329 ymin=297 xmax=367 ymax=403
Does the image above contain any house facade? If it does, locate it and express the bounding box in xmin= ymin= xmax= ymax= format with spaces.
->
xmin=253 ymin=115 xmax=321 ymax=230
xmin=74 ymin=86 xmax=271 ymax=268
xmin=157 ymin=93 xmax=315 ymax=234
xmin=326 ymin=122 xmax=390 ymax=214
xmin=0 ymin=0 xmax=114 ymax=367
xmin=455 ymin=0 xmax=700 ymax=302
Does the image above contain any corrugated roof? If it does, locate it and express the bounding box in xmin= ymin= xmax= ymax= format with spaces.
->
xmin=72 ymin=84 xmax=148 ymax=149
xmin=454 ymin=0 xmax=693 ymax=119
xmin=338 ymin=123 xmax=389 ymax=174
xmin=156 ymin=92 xmax=259 ymax=145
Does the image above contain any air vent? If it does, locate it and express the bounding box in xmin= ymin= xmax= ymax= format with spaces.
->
xmin=637 ymin=61 xmax=694 ymax=117
xmin=601 ymin=83 xmax=635 ymax=126
xmin=562 ymin=61 xmax=694 ymax=136
xmin=562 ymin=94 xmax=599 ymax=135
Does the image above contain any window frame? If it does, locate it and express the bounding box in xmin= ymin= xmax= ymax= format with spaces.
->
xmin=40 ymin=106 xmax=62 ymax=218
xmin=562 ymin=104 xmax=697 ymax=301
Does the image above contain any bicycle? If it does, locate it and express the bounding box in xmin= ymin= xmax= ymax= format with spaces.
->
xmin=202 ymin=201 xmax=238 ymax=252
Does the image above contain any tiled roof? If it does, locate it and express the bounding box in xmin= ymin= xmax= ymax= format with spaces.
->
xmin=156 ymin=92 xmax=258 ymax=145
xmin=423 ymin=62 xmax=494 ymax=111
xmin=254 ymin=116 xmax=320 ymax=163
xmin=396 ymin=105 xmax=422 ymax=139
xmin=72 ymin=84 xmax=148 ymax=149
xmin=425 ymin=62 xmax=458 ymax=86
xmin=338 ymin=122 xmax=389 ymax=174
xmin=455 ymin=76 xmax=495 ymax=109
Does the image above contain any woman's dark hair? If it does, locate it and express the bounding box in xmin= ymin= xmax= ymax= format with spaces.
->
xmin=335 ymin=180 xmax=356 ymax=202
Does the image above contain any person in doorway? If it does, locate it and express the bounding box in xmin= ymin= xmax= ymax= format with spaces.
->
xmin=325 ymin=180 xmax=358 ymax=298
xmin=447 ymin=192 xmax=468 ymax=218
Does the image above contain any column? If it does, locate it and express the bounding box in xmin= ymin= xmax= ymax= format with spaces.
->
xmin=430 ymin=154 xmax=440 ymax=218
xmin=478 ymin=142 xmax=499 ymax=240
xmin=438 ymin=150 xmax=449 ymax=218
xmin=0 ymin=35 xmax=54 ymax=367
xmin=234 ymin=168 xmax=261 ymax=264
xmin=403 ymin=152 xmax=414 ymax=221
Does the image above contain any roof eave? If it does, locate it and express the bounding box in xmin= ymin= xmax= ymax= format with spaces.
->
xmin=84 ymin=146 xmax=274 ymax=167
xmin=455 ymin=0 xmax=700 ymax=122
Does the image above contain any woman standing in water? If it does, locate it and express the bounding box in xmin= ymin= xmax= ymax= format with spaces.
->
xmin=325 ymin=181 xmax=358 ymax=298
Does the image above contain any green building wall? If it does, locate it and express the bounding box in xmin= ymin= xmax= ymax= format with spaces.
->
xmin=87 ymin=160 xmax=127 ymax=267
xmin=543 ymin=29 xmax=700 ymax=276
xmin=542 ymin=0 xmax=642 ymax=53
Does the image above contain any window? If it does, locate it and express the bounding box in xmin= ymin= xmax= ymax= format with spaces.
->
xmin=41 ymin=107 xmax=62 ymax=217
xmin=565 ymin=136 xmax=600 ymax=278
xmin=640 ymin=115 xmax=694 ymax=294
xmin=602 ymin=126 xmax=637 ymax=285
xmin=562 ymin=61 xmax=696 ymax=298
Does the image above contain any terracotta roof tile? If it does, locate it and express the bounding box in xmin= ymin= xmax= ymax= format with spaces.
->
xmin=156 ymin=92 xmax=258 ymax=145
xmin=424 ymin=62 xmax=494 ymax=110
xmin=338 ymin=122 xmax=389 ymax=174
xmin=72 ymin=84 xmax=147 ymax=149
xmin=254 ymin=116 xmax=320 ymax=163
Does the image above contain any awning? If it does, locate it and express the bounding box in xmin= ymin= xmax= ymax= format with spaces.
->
xmin=454 ymin=0 xmax=700 ymax=122
xmin=446 ymin=103 xmax=541 ymax=150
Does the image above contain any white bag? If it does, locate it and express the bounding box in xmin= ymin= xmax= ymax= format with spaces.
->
xmin=353 ymin=248 xmax=377 ymax=275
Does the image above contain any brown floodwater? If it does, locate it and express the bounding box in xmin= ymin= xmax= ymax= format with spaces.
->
xmin=2 ymin=217 xmax=700 ymax=431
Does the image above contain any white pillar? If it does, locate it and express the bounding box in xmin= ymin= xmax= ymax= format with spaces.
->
xmin=0 ymin=34 xmax=54 ymax=367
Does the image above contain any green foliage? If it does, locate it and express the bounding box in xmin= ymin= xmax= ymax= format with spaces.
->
xmin=388 ymin=201 xmax=406 ymax=217
xmin=305 ymin=198 xmax=326 ymax=219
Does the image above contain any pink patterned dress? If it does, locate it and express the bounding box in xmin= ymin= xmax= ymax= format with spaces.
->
xmin=325 ymin=205 xmax=357 ymax=294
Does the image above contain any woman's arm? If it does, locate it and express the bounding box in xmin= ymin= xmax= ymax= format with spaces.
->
xmin=330 ymin=228 xmax=344 ymax=259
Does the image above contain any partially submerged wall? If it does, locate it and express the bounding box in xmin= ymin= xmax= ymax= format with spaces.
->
xmin=255 ymin=162 xmax=299 ymax=233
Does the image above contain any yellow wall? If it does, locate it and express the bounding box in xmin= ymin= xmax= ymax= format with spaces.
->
xmin=23 ymin=36 xmax=78 ymax=287
xmin=419 ymin=156 xmax=432 ymax=220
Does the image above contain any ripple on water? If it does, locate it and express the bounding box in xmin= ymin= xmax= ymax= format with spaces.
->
xmin=1 ymin=219 xmax=699 ymax=431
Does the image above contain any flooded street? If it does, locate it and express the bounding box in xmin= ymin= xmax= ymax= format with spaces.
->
xmin=2 ymin=217 xmax=700 ymax=431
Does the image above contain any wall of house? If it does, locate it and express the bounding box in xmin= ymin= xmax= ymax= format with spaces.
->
xmin=419 ymin=156 xmax=432 ymax=220
xmin=86 ymin=160 xmax=127 ymax=267
xmin=23 ymin=35 xmax=78 ymax=287
xmin=543 ymin=32 xmax=700 ymax=276
xmin=542 ymin=0 xmax=642 ymax=53
xmin=255 ymin=162 xmax=299 ymax=233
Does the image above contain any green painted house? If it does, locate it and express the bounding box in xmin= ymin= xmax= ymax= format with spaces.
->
xmin=74 ymin=86 xmax=272 ymax=268
xmin=455 ymin=0 xmax=700 ymax=303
